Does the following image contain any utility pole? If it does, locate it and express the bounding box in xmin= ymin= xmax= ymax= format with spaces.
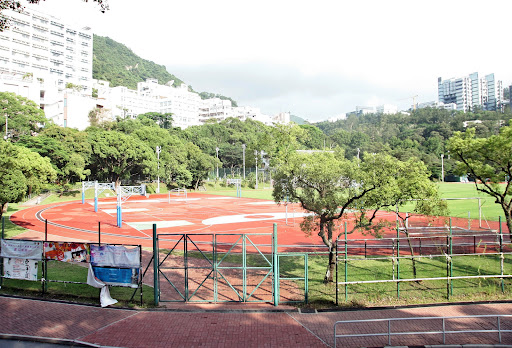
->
xmin=242 ymin=144 xmax=246 ymax=180
xmin=254 ymin=150 xmax=258 ymax=189
xmin=216 ymin=147 xmax=219 ymax=179
xmin=441 ymin=153 xmax=444 ymax=182
xmin=156 ymin=146 xmax=161 ymax=193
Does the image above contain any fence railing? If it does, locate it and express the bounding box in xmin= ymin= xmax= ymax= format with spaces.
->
xmin=334 ymin=314 xmax=512 ymax=347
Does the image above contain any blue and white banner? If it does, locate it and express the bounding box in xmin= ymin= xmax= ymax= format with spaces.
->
xmin=92 ymin=266 xmax=139 ymax=288
xmin=90 ymin=245 xmax=140 ymax=268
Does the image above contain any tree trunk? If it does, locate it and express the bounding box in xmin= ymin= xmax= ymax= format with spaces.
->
xmin=324 ymin=246 xmax=336 ymax=283
xmin=323 ymin=221 xmax=335 ymax=283
xmin=403 ymin=228 xmax=418 ymax=279
xmin=0 ymin=202 xmax=5 ymax=221
xmin=504 ymin=207 xmax=512 ymax=239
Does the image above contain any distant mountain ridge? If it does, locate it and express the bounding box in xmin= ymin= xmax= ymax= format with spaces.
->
xmin=92 ymin=35 xmax=237 ymax=105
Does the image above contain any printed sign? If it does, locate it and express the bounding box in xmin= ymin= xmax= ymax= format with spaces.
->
xmin=44 ymin=242 xmax=89 ymax=262
xmin=92 ymin=267 xmax=139 ymax=288
xmin=3 ymin=258 xmax=38 ymax=281
xmin=90 ymin=245 xmax=140 ymax=268
xmin=1 ymin=240 xmax=43 ymax=260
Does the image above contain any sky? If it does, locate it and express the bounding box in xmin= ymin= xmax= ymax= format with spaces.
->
xmin=27 ymin=0 xmax=512 ymax=122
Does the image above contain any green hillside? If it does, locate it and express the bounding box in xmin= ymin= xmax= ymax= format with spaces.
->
xmin=290 ymin=114 xmax=306 ymax=124
xmin=92 ymin=35 xmax=185 ymax=89
xmin=92 ymin=35 xmax=238 ymax=106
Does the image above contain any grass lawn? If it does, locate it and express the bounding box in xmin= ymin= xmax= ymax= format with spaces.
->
xmin=0 ymin=260 xmax=154 ymax=307
xmin=278 ymin=252 xmax=512 ymax=308
xmin=397 ymin=182 xmax=505 ymax=222
xmin=202 ymin=181 xmax=507 ymax=222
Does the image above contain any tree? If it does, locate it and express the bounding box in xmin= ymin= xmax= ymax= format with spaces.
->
xmin=0 ymin=141 xmax=56 ymax=218
xmin=0 ymin=92 xmax=49 ymax=141
xmin=448 ymin=123 xmax=512 ymax=236
xmin=185 ymin=142 xmax=215 ymax=189
xmin=88 ymin=107 xmax=111 ymax=126
xmin=0 ymin=169 xmax=26 ymax=220
xmin=273 ymin=150 xmax=443 ymax=282
xmin=18 ymin=126 xmax=91 ymax=186
xmin=137 ymin=112 xmax=173 ymax=129
xmin=87 ymin=130 xmax=155 ymax=186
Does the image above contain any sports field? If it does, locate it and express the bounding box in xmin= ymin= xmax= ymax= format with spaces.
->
xmin=9 ymin=187 xmax=507 ymax=253
xmin=10 ymin=192 xmax=330 ymax=251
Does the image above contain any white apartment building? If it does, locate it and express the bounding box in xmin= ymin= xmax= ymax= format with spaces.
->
xmin=96 ymin=78 xmax=204 ymax=128
xmin=375 ymin=104 xmax=398 ymax=114
xmin=0 ymin=8 xmax=93 ymax=94
xmin=347 ymin=104 xmax=399 ymax=116
xmin=199 ymin=98 xmax=234 ymax=121
xmin=198 ymin=97 xmax=290 ymax=125
xmin=438 ymin=72 xmax=503 ymax=112
xmin=417 ymin=101 xmax=457 ymax=110
xmin=0 ymin=7 xmax=94 ymax=128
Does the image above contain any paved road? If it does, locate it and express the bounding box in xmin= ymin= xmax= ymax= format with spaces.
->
xmin=2 ymin=296 xmax=512 ymax=347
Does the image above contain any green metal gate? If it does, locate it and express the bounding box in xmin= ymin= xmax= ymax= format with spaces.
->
xmin=153 ymin=230 xmax=277 ymax=304
xmin=276 ymin=253 xmax=308 ymax=304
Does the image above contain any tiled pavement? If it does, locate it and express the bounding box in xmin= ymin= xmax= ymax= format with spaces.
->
xmin=1 ymin=297 xmax=512 ymax=348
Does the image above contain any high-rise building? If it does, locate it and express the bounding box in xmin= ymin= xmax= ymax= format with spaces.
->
xmin=438 ymin=72 xmax=503 ymax=112
xmin=0 ymin=7 xmax=93 ymax=94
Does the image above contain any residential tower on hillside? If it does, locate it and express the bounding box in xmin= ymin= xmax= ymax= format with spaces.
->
xmin=438 ymin=72 xmax=503 ymax=112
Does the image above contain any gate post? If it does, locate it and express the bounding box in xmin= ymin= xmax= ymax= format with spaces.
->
xmin=153 ymin=224 xmax=159 ymax=306
xmin=273 ymin=223 xmax=279 ymax=306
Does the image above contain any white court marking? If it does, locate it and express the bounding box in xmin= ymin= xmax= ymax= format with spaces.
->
xmin=127 ymin=221 xmax=193 ymax=230
xmin=202 ymin=212 xmax=313 ymax=225
xmin=102 ymin=208 xmax=149 ymax=214
xmin=206 ymin=197 xmax=237 ymax=200
xmin=245 ymin=201 xmax=279 ymax=205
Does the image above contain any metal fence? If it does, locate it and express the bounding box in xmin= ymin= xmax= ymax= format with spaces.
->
xmin=334 ymin=314 xmax=512 ymax=347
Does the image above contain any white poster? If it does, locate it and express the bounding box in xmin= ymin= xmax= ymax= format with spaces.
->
xmin=90 ymin=245 xmax=140 ymax=268
xmin=1 ymin=240 xmax=43 ymax=260
xmin=3 ymin=258 xmax=38 ymax=281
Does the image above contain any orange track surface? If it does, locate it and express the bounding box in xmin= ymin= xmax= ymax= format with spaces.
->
xmin=10 ymin=192 xmax=505 ymax=253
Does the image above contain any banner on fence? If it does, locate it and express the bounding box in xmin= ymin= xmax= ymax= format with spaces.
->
xmin=44 ymin=242 xmax=89 ymax=262
xmin=90 ymin=245 xmax=140 ymax=268
xmin=92 ymin=266 xmax=139 ymax=288
xmin=1 ymin=240 xmax=43 ymax=260
xmin=87 ymin=264 xmax=118 ymax=307
xmin=3 ymin=258 xmax=38 ymax=280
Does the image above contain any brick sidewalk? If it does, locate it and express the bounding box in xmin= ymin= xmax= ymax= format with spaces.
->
xmin=2 ymin=296 xmax=512 ymax=347
xmin=0 ymin=297 xmax=327 ymax=347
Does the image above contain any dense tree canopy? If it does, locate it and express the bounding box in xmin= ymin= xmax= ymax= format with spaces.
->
xmin=0 ymin=92 xmax=49 ymax=141
xmin=316 ymin=108 xmax=512 ymax=180
xmin=0 ymin=141 xmax=56 ymax=217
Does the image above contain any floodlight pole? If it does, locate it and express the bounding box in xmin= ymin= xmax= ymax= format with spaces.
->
xmin=3 ymin=99 xmax=8 ymax=141
xmin=441 ymin=153 xmax=444 ymax=182
xmin=242 ymin=143 xmax=246 ymax=180
xmin=156 ymin=146 xmax=161 ymax=193
xmin=216 ymin=147 xmax=219 ymax=179
xmin=255 ymin=150 xmax=258 ymax=189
